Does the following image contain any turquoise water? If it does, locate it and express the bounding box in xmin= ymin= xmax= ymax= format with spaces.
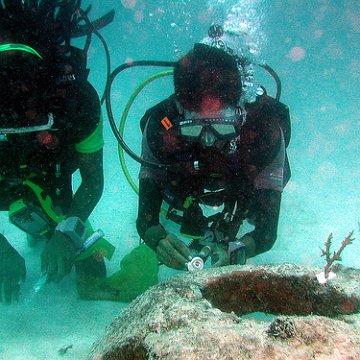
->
xmin=0 ymin=1 xmax=359 ymax=358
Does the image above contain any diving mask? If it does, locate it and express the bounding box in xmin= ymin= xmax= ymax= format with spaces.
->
xmin=179 ymin=106 xmax=245 ymax=146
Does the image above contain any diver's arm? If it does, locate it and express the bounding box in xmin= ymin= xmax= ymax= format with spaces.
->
xmin=67 ymin=149 xmax=104 ymax=221
xmin=0 ymin=234 xmax=26 ymax=303
xmin=136 ymin=177 xmax=163 ymax=242
xmin=242 ymin=189 xmax=282 ymax=257
xmin=136 ymin=177 xmax=191 ymax=269
xmin=41 ymin=150 xmax=103 ymax=283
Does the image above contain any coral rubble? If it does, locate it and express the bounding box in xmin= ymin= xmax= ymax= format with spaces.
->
xmin=89 ymin=264 xmax=360 ymax=360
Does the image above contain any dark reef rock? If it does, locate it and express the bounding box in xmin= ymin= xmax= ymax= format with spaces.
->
xmin=89 ymin=264 xmax=360 ymax=360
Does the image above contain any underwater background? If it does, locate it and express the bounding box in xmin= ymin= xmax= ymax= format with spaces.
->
xmin=0 ymin=0 xmax=359 ymax=358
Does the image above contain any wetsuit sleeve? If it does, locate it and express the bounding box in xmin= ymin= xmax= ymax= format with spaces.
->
xmin=62 ymin=82 xmax=104 ymax=220
xmin=136 ymin=177 xmax=164 ymax=240
xmin=61 ymin=81 xmax=103 ymax=150
xmin=247 ymin=189 xmax=282 ymax=256
xmin=67 ymin=149 xmax=104 ymax=221
xmin=75 ymin=115 xmax=104 ymax=154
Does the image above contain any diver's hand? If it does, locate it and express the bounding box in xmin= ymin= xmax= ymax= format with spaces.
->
xmin=156 ymin=234 xmax=191 ymax=270
xmin=41 ymin=231 xmax=76 ymax=282
xmin=211 ymin=243 xmax=230 ymax=267
xmin=0 ymin=234 xmax=26 ymax=303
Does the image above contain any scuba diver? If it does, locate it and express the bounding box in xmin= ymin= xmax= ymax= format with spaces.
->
xmin=0 ymin=0 xmax=116 ymax=303
xmin=135 ymin=25 xmax=291 ymax=270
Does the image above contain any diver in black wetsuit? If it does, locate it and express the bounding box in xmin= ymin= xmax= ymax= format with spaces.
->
xmin=136 ymin=27 xmax=291 ymax=270
xmin=0 ymin=1 xmax=113 ymax=303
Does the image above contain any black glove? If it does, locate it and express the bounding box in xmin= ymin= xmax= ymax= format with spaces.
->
xmin=41 ymin=231 xmax=76 ymax=282
xmin=0 ymin=234 xmax=26 ymax=303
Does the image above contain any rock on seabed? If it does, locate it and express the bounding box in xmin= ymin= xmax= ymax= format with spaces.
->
xmin=89 ymin=264 xmax=360 ymax=360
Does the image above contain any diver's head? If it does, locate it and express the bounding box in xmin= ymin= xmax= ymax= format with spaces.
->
xmin=0 ymin=1 xmax=94 ymax=135
xmin=174 ymin=42 xmax=241 ymax=113
xmin=174 ymin=28 xmax=245 ymax=148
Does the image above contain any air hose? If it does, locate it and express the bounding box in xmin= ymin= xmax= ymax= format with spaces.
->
xmin=118 ymin=69 xmax=174 ymax=194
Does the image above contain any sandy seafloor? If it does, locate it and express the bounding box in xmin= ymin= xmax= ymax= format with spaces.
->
xmin=0 ymin=1 xmax=359 ymax=359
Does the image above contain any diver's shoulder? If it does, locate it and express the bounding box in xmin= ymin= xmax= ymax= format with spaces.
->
xmin=261 ymin=94 xmax=289 ymax=110
xmin=144 ymin=95 xmax=178 ymax=117
xmin=141 ymin=95 xmax=179 ymax=132
xmin=247 ymin=94 xmax=289 ymax=113
xmin=75 ymin=80 xmax=100 ymax=103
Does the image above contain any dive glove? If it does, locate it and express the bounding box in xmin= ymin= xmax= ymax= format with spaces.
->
xmin=41 ymin=230 xmax=76 ymax=282
xmin=0 ymin=234 xmax=26 ymax=303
